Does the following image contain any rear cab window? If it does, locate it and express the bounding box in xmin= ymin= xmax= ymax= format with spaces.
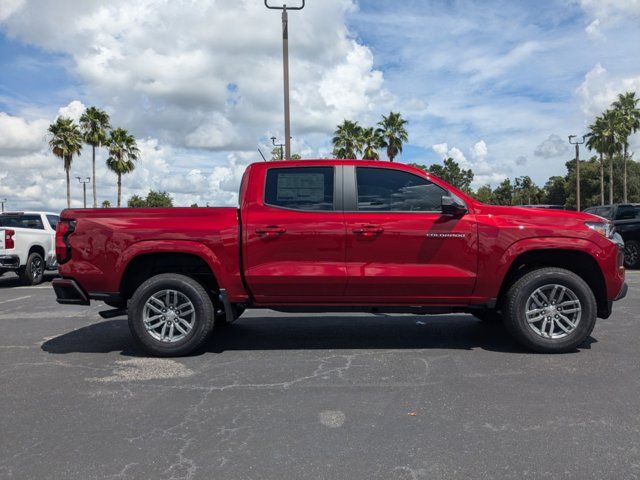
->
xmin=264 ymin=167 xmax=335 ymax=211
xmin=0 ymin=214 xmax=45 ymax=230
xmin=46 ymin=215 xmax=60 ymax=230
xmin=355 ymin=167 xmax=447 ymax=212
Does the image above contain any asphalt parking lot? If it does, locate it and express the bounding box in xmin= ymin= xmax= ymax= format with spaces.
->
xmin=1 ymin=272 xmax=639 ymax=480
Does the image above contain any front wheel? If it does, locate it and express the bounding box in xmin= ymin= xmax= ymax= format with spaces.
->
xmin=128 ymin=273 xmax=215 ymax=356
xmin=502 ymin=267 xmax=596 ymax=353
xmin=623 ymin=240 xmax=640 ymax=269
xmin=19 ymin=252 xmax=45 ymax=286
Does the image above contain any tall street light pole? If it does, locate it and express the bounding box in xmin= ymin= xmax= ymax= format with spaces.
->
xmin=1 ymin=198 xmax=6 ymax=213
xmin=271 ymin=136 xmax=285 ymax=160
xmin=76 ymin=177 xmax=91 ymax=209
xmin=265 ymin=0 xmax=305 ymax=160
xmin=568 ymin=135 xmax=586 ymax=212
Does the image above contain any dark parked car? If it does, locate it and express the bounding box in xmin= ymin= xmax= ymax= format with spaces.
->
xmin=583 ymin=204 xmax=640 ymax=268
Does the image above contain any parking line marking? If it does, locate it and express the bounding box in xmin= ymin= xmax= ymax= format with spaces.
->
xmin=0 ymin=295 xmax=32 ymax=305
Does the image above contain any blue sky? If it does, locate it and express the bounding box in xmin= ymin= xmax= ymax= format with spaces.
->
xmin=0 ymin=0 xmax=639 ymax=209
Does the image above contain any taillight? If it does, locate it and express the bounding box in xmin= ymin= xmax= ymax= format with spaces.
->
xmin=4 ymin=229 xmax=15 ymax=249
xmin=56 ymin=220 xmax=76 ymax=264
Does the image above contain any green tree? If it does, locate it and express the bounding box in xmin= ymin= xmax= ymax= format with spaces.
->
xmin=79 ymin=107 xmax=110 ymax=208
xmin=564 ymin=157 xmax=602 ymax=209
xmin=332 ymin=120 xmax=362 ymax=159
xmin=101 ymin=200 xmax=111 ymax=208
xmin=190 ymin=203 xmax=199 ymax=208
xmin=47 ymin=117 xmax=83 ymax=208
xmin=474 ymin=184 xmax=494 ymax=204
xmin=493 ymin=179 xmax=513 ymax=205
xmin=376 ymin=112 xmax=408 ymax=162
xmin=542 ymin=176 xmax=567 ymax=206
xmin=600 ymin=109 xmax=624 ymax=204
xmin=427 ymin=157 xmax=474 ymax=193
xmin=127 ymin=194 xmax=146 ymax=208
xmin=612 ymin=91 xmax=640 ymax=203
xmin=145 ymin=190 xmax=173 ymax=207
xmin=106 ymin=128 xmax=140 ymax=207
xmin=513 ymin=176 xmax=541 ymax=205
xmin=360 ymin=127 xmax=383 ymax=160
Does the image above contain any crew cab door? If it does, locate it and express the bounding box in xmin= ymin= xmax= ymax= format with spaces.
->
xmin=343 ymin=166 xmax=478 ymax=304
xmin=242 ymin=165 xmax=347 ymax=302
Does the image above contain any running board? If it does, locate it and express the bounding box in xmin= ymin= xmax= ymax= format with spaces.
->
xmin=98 ymin=308 xmax=128 ymax=319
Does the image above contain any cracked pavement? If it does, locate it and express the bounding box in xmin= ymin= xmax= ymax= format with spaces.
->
xmin=1 ymin=272 xmax=639 ymax=479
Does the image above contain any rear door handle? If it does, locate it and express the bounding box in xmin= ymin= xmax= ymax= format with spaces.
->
xmin=256 ymin=226 xmax=286 ymax=237
xmin=352 ymin=224 xmax=384 ymax=237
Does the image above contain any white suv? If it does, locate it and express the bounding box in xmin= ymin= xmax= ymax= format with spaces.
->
xmin=0 ymin=211 xmax=59 ymax=285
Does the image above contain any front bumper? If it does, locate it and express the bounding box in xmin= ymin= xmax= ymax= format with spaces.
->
xmin=0 ymin=254 xmax=20 ymax=269
xmin=52 ymin=278 xmax=90 ymax=305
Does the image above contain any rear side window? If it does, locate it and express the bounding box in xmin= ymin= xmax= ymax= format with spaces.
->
xmin=46 ymin=215 xmax=60 ymax=230
xmin=356 ymin=167 xmax=447 ymax=212
xmin=595 ymin=207 xmax=613 ymax=219
xmin=615 ymin=205 xmax=640 ymax=220
xmin=264 ymin=167 xmax=334 ymax=211
xmin=0 ymin=214 xmax=45 ymax=230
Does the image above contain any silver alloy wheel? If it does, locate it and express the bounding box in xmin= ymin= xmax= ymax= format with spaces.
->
xmin=525 ymin=284 xmax=582 ymax=340
xmin=143 ymin=289 xmax=196 ymax=343
xmin=31 ymin=257 xmax=43 ymax=279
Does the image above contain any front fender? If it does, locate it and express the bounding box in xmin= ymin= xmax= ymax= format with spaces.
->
xmin=474 ymin=236 xmax=605 ymax=301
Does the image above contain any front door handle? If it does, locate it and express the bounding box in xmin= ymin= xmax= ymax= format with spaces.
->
xmin=256 ymin=226 xmax=286 ymax=237
xmin=352 ymin=224 xmax=384 ymax=237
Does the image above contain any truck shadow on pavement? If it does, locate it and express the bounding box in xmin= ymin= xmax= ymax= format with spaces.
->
xmin=0 ymin=272 xmax=57 ymax=288
xmin=41 ymin=314 xmax=595 ymax=356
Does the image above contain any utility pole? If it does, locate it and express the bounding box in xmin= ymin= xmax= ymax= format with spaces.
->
xmin=76 ymin=177 xmax=91 ymax=208
xmin=271 ymin=136 xmax=285 ymax=160
xmin=568 ymin=135 xmax=586 ymax=212
xmin=1 ymin=198 xmax=6 ymax=213
xmin=265 ymin=0 xmax=305 ymax=160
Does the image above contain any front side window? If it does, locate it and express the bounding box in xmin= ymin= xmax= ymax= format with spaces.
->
xmin=264 ymin=167 xmax=334 ymax=211
xmin=0 ymin=214 xmax=45 ymax=230
xmin=356 ymin=167 xmax=447 ymax=212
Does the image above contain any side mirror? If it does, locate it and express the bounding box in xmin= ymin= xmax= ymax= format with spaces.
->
xmin=441 ymin=196 xmax=467 ymax=216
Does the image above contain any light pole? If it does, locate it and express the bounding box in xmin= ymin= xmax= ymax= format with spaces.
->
xmin=1 ymin=198 xmax=6 ymax=213
xmin=568 ymin=135 xmax=586 ymax=212
xmin=76 ymin=177 xmax=91 ymax=208
xmin=265 ymin=0 xmax=305 ymax=160
xmin=271 ymin=136 xmax=285 ymax=160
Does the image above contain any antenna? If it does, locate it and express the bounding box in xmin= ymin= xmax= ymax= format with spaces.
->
xmin=258 ymin=147 xmax=268 ymax=162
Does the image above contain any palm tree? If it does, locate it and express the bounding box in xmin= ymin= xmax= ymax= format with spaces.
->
xmin=359 ymin=127 xmax=383 ymax=160
xmin=48 ymin=117 xmax=83 ymax=208
xmin=106 ymin=128 xmax=140 ymax=207
xmin=332 ymin=120 xmax=362 ymax=159
xmin=376 ymin=111 xmax=408 ymax=162
xmin=586 ymin=115 xmax=607 ymax=205
xmin=612 ymin=92 xmax=640 ymax=203
xmin=600 ymin=109 xmax=624 ymax=204
xmin=80 ymin=107 xmax=111 ymax=208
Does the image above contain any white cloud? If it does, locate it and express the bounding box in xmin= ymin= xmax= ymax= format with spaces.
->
xmin=585 ymin=19 xmax=604 ymax=40
xmin=580 ymin=0 xmax=640 ymax=25
xmin=470 ymin=140 xmax=488 ymax=160
xmin=534 ymin=134 xmax=569 ymax=159
xmin=0 ymin=0 xmax=390 ymax=152
xmin=576 ymin=63 xmax=640 ymax=118
xmin=57 ymin=100 xmax=86 ymax=122
xmin=0 ymin=112 xmax=48 ymax=153
xmin=432 ymin=143 xmax=449 ymax=158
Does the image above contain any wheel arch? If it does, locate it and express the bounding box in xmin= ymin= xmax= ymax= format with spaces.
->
xmin=496 ymin=242 xmax=608 ymax=318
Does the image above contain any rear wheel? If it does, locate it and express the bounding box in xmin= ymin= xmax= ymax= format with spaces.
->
xmin=128 ymin=273 xmax=215 ymax=356
xmin=623 ymin=240 xmax=640 ymax=269
xmin=502 ymin=267 xmax=596 ymax=353
xmin=19 ymin=252 xmax=44 ymax=286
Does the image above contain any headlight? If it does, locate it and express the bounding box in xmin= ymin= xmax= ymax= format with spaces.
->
xmin=585 ymin=221 xmax=614 ymax=239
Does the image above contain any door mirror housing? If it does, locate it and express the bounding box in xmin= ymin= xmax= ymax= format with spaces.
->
xmin=441 ymin=196 xmax=467 ymax=216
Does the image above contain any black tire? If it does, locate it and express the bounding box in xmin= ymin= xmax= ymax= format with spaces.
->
xmin=502 ymin=267 xmax=597 ymax=353
xmin=128 ymin=273 xmax=215 ymax=357
xmin=623 ymin=240 xmax=640 ymax=269
xmin=0 ymin=269 xmax=5 ymax=277
xmin=19 ymin=252 xmax=45 ymax=286
xmin=474 ymin=309 xmax=502 ymax=323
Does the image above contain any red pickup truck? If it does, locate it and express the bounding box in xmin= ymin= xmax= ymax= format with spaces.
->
xmin=53 ymin=160 xmax=627 ymax=356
